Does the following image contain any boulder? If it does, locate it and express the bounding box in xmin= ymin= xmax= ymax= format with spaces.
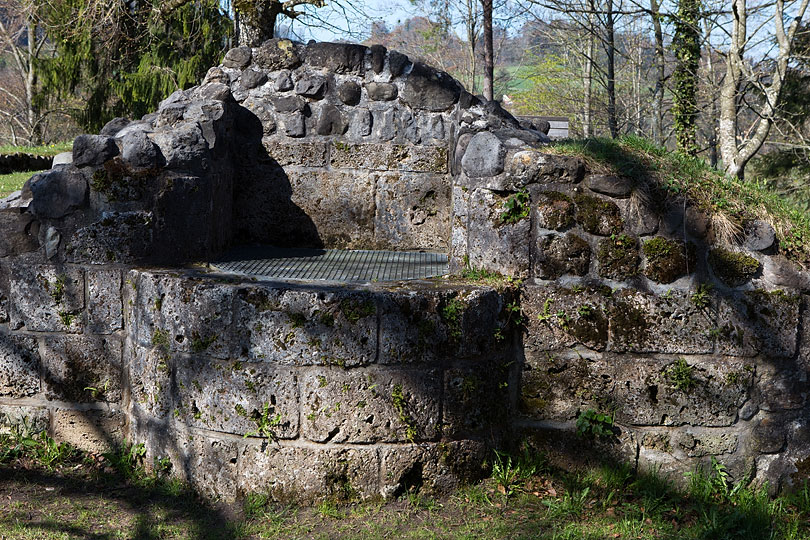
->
xmin=73 ymin=135 xmax=119 ymax=167
xmin=223 ymin=46 xmax=252 ymax=69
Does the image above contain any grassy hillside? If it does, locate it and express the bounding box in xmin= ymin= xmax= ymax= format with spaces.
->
xmin=547 ymin=136 xmax=810 ymax=267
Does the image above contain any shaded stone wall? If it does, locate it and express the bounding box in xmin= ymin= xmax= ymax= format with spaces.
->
xmin=449 ymin=141 xmax=810 ymax=492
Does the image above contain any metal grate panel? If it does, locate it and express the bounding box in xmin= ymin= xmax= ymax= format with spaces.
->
xmin=211 ymin=247 xmax=449 ymax=283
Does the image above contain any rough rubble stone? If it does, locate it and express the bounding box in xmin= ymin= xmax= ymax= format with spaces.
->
xmin=272 ymin=95 xmax=306 ymax=113
xmin=253 ymin=39 xmax=301 ymax=70
xmin=460 ymin=132 xmax=504 ymax=178
xmin=389 ymin=51 xmax=410 ymax=77
xmin=337 ymin=81 xmax=361 ymax=105
xmin=535 ymin=191 xmax=576 ymax=231
xmin=240 ymin=68 xmax=267 ymax=89
xmin=715 ymin=290 xmax=799 ymax=358
xmin=100 ymin=117 xmax=131 ymax=137
xmin=467 ymin=188 xmax=530 ymax=278
xmin=202 ymin=66 xmax=230 ymax=85
xmin=506 ymin=151 xmax=585 ymax=185
xmin=26 ymin=168 xmax=88 ymax=219
xmin=262 ymin=141 xmax=328 ymax=166
xmin=280 ymin=112 xmax=306 ymax=137
xmin=370 ymin=44 xmax=386 ymax=73
xmin=534 ymin=233 xmax=591 ymax=279
xmin=586 ymin=174 xmax=633 ymax=198
xmin=366 ymin=82 xmax=398 ymax=101
xmin=275 ymin=70 xmax=293 ymax=91
xmin=574 ymin=194 xmax=623 ymax=236
xmin=597 ymin=234 xmax=640 ymax=280
xmin=223 ymin=46 xmax=252 ymax=69
xmin=73 ymin=134 xmax=119 ymax=167
xmin=197 ymin=82 xmax=233 ymax=102
xmin=744 ymin=220 xmax=776 ymax=251
xmin=330 ymin=143 xmax=447 ymax=173
xmin=0 ymin=210 xmax=38 ymax=257
xmin=305 ymin=42 xmax=366 ymax=74
xmin=121 ymin=129 xmax=161 ymax=170
xmin=0 ymin=332 xmax=39 ymax=398
xmin=51 ymin=151 xmax=73 ymax=166
xmin=349 ymin=108 xmax=372 ymax=138
xmin=401 ymin=62 xmax=461 ymax=111
xmin=295 ymin=75 xmax=327 ymax=98
xmin=0 ymin=405 xmax=48 ymax=433
xmin=316 ymin=104 xmax=347 ymax=135
xmin=151 ymin=123 xmax=209 ymax=173
xmin=374 ymin=173 xmax=450 ymax=251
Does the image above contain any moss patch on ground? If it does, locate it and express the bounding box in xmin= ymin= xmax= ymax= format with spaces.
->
xmin=547 ymin=135 xmax=810 ymax=267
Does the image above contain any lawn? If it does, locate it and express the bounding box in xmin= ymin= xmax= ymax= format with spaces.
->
xmin=0 ymin=170 xmax=41 ymax=198
xmin=1 ymin=427 xmax=809 ymax=539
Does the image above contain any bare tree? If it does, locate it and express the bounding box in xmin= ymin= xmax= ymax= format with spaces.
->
xmin=718 ymin=0 xmax=810 ymax=179
xmin=0 ymin=0 xmax=48 ymax=144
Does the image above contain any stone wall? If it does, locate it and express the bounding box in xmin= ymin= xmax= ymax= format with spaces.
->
xmin=0 ymin=153 xmax=52 ymax=174
xmin=1 ymin=39 xmax=810 ymax=500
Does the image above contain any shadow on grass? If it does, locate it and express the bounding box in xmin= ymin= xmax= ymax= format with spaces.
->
xmin=0 ymin=456 xmax=243 ymax=540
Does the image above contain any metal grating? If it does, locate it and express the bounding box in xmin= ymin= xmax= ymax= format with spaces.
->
xmin=211 ymin=246 xmax=449 ymax=283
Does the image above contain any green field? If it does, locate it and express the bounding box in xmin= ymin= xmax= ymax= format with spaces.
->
xmin=0 ymin=170 xmax=40 ymax=198
xmin=0 ymin=142 xmax=72 ymax=156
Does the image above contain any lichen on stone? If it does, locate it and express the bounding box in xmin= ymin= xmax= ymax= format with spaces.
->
xmin=708 ymin=247 xmax=761 ymax=287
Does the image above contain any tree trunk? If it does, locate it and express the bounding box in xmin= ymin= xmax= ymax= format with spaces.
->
xmin=672 ymin=0 xmax=701 ymax=155
xmin=606 ymin=0 xmax=617 ymax=138
xmin=26 ymin=13 xmax=41 ymax=145
xmin=481 ymin=0 xmax=494 ymax=101
xmin=649 ymin=0 xmax=665 ymax=145
xmin=237 ymin=2 xmax=279 ymax=46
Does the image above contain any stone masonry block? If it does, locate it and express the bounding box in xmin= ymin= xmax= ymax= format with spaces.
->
xmin=42 ymin=335 xmax=123 ymax=403
xmin=523 ymin=285 xmax=611 ymax=352
xmin=378 ymin=286 xmax=511 ymax=364
xmin=374 ymin=173 xmax=450 ymax=251
xmin=0 ymin=404 xmax=49 ymax=434
xmin=330 ymin=143 xmax=448 ymax=174
xmin=237 ymin=444 xmax=379 ymax=502
xmin=234 ymin=286 xmax=376 ymax=367
xmin=261 ymin=140 xmax=328 ymax=167
xmin=87 ymin=269 xmax=123 ymax=334
xmin=467 ymin=189 xmax=530 ymax=278
xmin=609 ymin=289 xmax=715 ymax=354
xmin=52 ymin=408 xmax=125 ymax=453
xmin=9 ymin=264 xmax=84 ymax=332
xmin=611 ymin=355 xmax=754 ymax=427
xmin=132 ymin=272 xmax=237 ymax=360
xmin=449 ymin=185 xmax=469 ymax=273
xmin=0 ymin=332 xmax=40 ymax=398
xmin=174 ymin=356 xmax=299 ymax=438
xmin=444 ymin=365 xmax=511 ymax=439
xmin=131 ymin=418 xmax=239 ymax=501
xmin=379 ymin=440 xmax=488 ymax=498
xmin=127 ymin=344 xmax=174 ymax=420
xmin=520 ymin=350 xmax=613 ymax=421
xmin=716 ymin=290 xmax=800 ymax=358
xmin=300 ymin=367 xmax=441 ymax=443
xmin=287 ymin=169 xmax=376 ymax=249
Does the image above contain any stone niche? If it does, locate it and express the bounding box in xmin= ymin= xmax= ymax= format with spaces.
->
xmin=3 ymin=38 xmax=810 ymax=503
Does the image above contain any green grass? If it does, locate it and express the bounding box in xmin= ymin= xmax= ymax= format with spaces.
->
xmin=3 ymin=421 xmax=810 ymax=539
xmin=0 ymin=170 xmax=40 ymax=198
xmin=548 ymin=135 xmax=810 ymax=266
xmin=0 ymin=142 xmax=72 ymax=156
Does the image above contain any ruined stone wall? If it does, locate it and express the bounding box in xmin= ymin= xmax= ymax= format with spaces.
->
xmin=2 ymin=39 xmax=810 ymax=500
xmin=450 ymin=140 xmax=810 ymax=492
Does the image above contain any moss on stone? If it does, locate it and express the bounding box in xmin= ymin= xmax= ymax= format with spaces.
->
xmin=610 ymin=300 xmax=649 ymax=342
xmin=536 ymin=191 xmax=575 ymax=231
xmin=574 ymin=194 xmax=623 ymax=236
xmin=340 ymin=299 xmax=375 ymax=324
xmin=597 ymin=234 xmax=640 ymax=280
xmin=708 ymin=248 xmax=761 ymax=287
xmin=642 ymin=236 xmax=696 ymax=283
